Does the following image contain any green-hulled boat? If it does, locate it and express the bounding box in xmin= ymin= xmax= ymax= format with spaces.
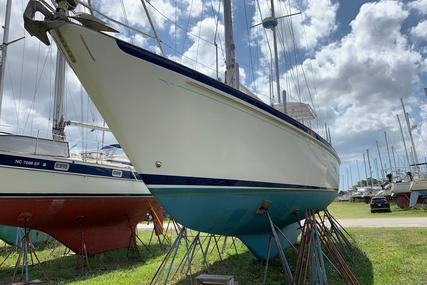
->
xmin=0 ymin=225 xmax=52 ymax=246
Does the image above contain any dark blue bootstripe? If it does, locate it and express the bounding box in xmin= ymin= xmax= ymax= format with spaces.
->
xmin=0 ymin=153 xmax=137 ymax=180
xmin=140 ymin=173 xmax=337 ymax=191
xmin=1 ymin=154 xmax=336 ymax=191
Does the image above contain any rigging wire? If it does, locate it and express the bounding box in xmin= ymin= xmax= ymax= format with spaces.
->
xmin=255 ymin=0 xmax=274 ymax=103
xmin=161 ymin=41 xmax=218 ymax=74
xmin=181 ymin=0 xmax=194 ymax=57
xmin=47 ymin=44 xmax=54 ymax=134
xmin=243 ymin=0 xmax=257 ymax=94
xmin=284 ymin=1 xmax=321 ymax=121
xmin=23 ymin=43 xmax=50 ymax=131
xmin=75 ymin=0 xmax=156 ymax=40
xmin=209 ymin=0 xmax=226 ymax=78
xmin=194 ymin=7 xmax=204 ymax=70
xmin=119 ymin=0 xmax=130 ymax=27
xmin=144 ymin=0 xmax=216 ymax=46
xmin=284 ymin=5 xmax=314 ymax=107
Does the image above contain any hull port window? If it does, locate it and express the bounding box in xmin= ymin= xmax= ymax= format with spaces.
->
xmin=54 ymin=162 xmax=70 ymax=171
xmin=112 ymin=170 xmax=123 ymax=177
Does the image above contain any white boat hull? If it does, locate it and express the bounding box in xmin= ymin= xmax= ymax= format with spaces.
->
xmin=51 ymin=23 xmax=339 ymax=190
xmin=0 ymin=152 xmax=149 ymax=196
xmin=0 ymin=151 xmax=163 ymax=254
xmin=391 ymin=181 xmax=411 ymax=194
xmin=44 ymin=21 xmax=340 ymax=259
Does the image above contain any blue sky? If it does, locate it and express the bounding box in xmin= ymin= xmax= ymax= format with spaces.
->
xmin=1 ymin=0 xmax=427 ymax=190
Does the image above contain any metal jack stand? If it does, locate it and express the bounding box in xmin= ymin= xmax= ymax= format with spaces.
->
xmin=158 ymin=218 xmax=181 ymax=246
xmin=221 ymin=236 xmax=239 ymax=255
xmin=171 ymin=232 xmax=209 ymax=280
xmin=76 ymin=216 xmax=91 ymax=272
xmin=149 ymin=206 xmax=169 ymax=248
xmin=206 ymin=234 xmax=223 ymax=261
xmin=295 ymin=209 xmax=360 ymax=285
xmin=294 ymin=209 xmax=328 ymax=285
xmin=150 ymin=227 xmax=211 ymax=285
xmin=257 ymin=200 xmax=295 ymax=285
xmin=10 ymin=215 xmax=48 ymax=285
xmin=127 ymin=215 xmax=150 ymax=259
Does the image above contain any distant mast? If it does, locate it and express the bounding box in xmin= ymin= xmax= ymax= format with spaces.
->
xmin=396 ymin=114 xmax=411 ymax=169
xmin=52 ymin=51 xmax=66 ymax=141
xmin=400 ymin=98 xmax=418 ymax=165
xmin=52 ymin=0 xmax=69 ymax=141
xmin=223 ymin=0 xmax=239 ymax=89
xmin=0 ymin=0 xmax=12 ymax=120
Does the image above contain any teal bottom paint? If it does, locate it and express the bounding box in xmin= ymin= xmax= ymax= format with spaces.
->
xmin=239 ymin=222 xmax=300 ymax=260
xmin=150 ymin=187 xmax=336 ymax=260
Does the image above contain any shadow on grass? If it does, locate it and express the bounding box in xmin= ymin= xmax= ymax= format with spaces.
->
xmin=0 ymin=241 xmax=166 ymax=284
xmin=173 ymin=242 xmax=374 ymax=285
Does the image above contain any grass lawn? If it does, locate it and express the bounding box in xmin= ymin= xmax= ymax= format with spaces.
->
xmin=328 ymin=201 xmax=427 ymax=219
xmin=1 ymin=228 xmax=426 ymax=284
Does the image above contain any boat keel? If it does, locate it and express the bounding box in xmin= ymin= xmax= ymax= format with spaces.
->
xmin=238 ymin=222 xmax=300 ymax=260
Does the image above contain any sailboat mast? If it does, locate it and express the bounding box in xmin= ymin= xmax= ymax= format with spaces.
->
xmin=363 ymin=152 xmax=368 ymax=182
xmin=223 ymin=0 xmax=239 ymax=89
xmin=52 ymin=51 xmax=66 ymax=141
xmin=384 ymin=131 xmax=393 ymax=174
xmin=375 ymin=140 xmax=385 ymax=177
xmin=0 ymin=0 xmax=12 ymax=120
xmin=400 ymin=98 xmax=418 ymax=165
xmin=269 ymin=0 xmax=282 ymax=106
xmin=356 ymin=159 xmax=361 ymax=185
xmin=366 ymin=149 xmax=373 ymax=189
xmin=397 ymin=114 xmax=411 ymax=169
xmin=391 ymin=145 xmax=397 ymax=170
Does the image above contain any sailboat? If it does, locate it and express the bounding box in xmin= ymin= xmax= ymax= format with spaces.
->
xmin=390 ymin=99 xmax=426 ymax=208
xmin=0 ymin=225 xmax=52 ymax=246
xmin=0 ymin=0 xmax=163 ymax=255
xmin=24 ymin=0 xmax=340 ymax=259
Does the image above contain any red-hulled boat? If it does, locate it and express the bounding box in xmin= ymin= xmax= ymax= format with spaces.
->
xmin=0 ymin=134 xmax=163 ymax=255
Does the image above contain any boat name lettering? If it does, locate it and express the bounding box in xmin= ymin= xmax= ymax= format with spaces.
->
xmin=14 ymin=159 xmax=42 ymax=167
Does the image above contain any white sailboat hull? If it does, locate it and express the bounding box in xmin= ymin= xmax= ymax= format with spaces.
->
xmin=391 ymin=181 xmax=411 ymax=194
xmin=46 ymin=22 xmax=340 ymax=259
xmin=51 ymin=23 xmax=339 ymax=190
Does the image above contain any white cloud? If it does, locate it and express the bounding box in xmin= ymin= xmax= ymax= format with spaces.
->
xmin=297 ymin=0 xmax=339 ymax=49
xmin=410 ymin=20 xmax=427 ymax=40
xmin=408 ymin=0 xmax=427 ymax=15
xmin=173 ymin=17 xmax=225 ymax=78
xmin=281 ymin=0 xmax=425 ymax=164
xmin=250 ymin=0 xmax=338 ymax=60
xmin=182 ymin=0 xmax=204 ymax=18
